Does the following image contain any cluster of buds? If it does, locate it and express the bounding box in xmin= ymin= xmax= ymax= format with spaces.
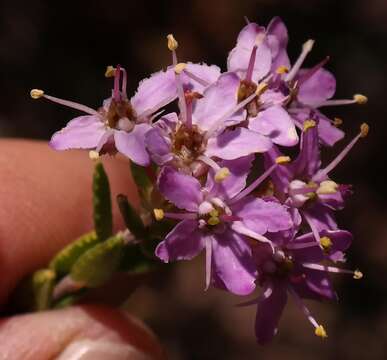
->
xmin=31 ymin=17 xmax=368 ymax=344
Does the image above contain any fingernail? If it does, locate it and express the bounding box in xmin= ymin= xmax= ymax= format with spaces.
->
xmin=57 ymin=339 xmax=152 ymax=360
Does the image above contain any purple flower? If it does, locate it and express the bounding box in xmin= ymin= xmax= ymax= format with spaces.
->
xmin=243 ymin=219 xmax=357 ymax=344
xmin=154 ymin=156 xmax=293 ymax=295
xmin=264 ymin=119 xmax=368 ymax=235
xmin=146 ymin=72 xmax=273 ymax=175
xmin=226 ymin=19 xmax=299 ymax=148
xmin=32 ymin=62 xmax=219 ymax=166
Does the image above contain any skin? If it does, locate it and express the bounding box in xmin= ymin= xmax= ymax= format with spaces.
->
xmin=0 ymin=139 xmax=164 ymax=359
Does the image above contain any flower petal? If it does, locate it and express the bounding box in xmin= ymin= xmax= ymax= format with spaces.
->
xmin=297 ymin=68 xmax=336 ymax=107
xmin=155 ymin=220 xmax=204 ymax=262
xmin=205 ymin=155 xmax=254 ymax=199
xmin=267 ymin=17 xmax=290 ymax=71
xmin=145 ymin=127 xmax=173 ymax=166
xmin=50 ymin=115 xmax=106 ymax=150
xmin=255 ymin=284 xmax=287 ymax=345
xmin=182 ymin=62 xmax=221 ymax=92
xmin=192 ymin=72 xmax=242 ymax=132
xmin=227 ymin=23 xmax=272 ymax=82
xmin=114 ymin=124 xmax=151 ymax=166
xmin=157 ymin=166 xmax=203 ymax=211
xmin=211 ymin=231 xmax=257 ymax=295
xmin=206 ymin=128 xmax=272 ymax=160
xmin=292 ymin=109 xmax=344 ymax=147
xmin=131 ymin=69 xmax=176 ymax=118
xmin=232 ymin=196 xmax=292 ymax=234
xmin=248 ymin=106 xmax=299 ymax=146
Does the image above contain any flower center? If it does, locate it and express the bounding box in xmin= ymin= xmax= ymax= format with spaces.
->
xmin=105 ymin=98 xmax=136 ymax=130
xmin=171 ymin=123 xmax=206 ymax=164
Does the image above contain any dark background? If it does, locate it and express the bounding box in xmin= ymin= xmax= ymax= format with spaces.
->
xmin=1 ymin=0 xmax=386 ymax=359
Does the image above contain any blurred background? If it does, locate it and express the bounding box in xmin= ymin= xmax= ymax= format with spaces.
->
xmin=1 ymin=0 xmax=386 ymax=358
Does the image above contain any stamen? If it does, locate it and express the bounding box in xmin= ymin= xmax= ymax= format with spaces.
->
xmin=315 ymin=325 xmax=328 ymax=339
xmin=285 ymin=39 xmax=315 ymax=82
xmin=320 ymin=94 xmax=368 ymax=107
xmin=167 ymin=34 xmax=178 ymax=51
xmin=207 ymin=217 xmax=220 ymax=226
xmin=153 ymin=208 xmax=164 ymax=221
xmin=154 ymin=209 xmax=197 ymax=221
xmin=167 ymin=36 xmax=188 ymax=127
xmin=113 ymin=64 xmax=121 ymax=101
xmin=230 ymin=162 xmax=279 ymax=204
xmin=276 ymin=65 xmax=289 ymax=74
xmin=313 ymin=123 xmax=369 ymax=181
xmin=88 ymin=150 xmax=100 ymax=161
xmin=30 ymin=89 xmax=44 ymax=99
xmin=105 ymin=65 xmax=116 ymax=78
xmin=289 ymin=286 xmax=327 ymax=338
xmin=197 ymin=155 xmax=221 ymax=172
xmin=303 ymin=119 xmax=317 ymax=131
xmin=245 ymin=45 xmax=258 ymax=82
xmin=333 ymin=117 xmax=343 ymax=126
xmin=303 ymin=213 xmax=321 ymax=244
xmin=30 ymin=90 xmax=99 ymax=116
xmin=320 ymin=236 xmax=333 ymax=251
xmin=286 ymin=241 xmax=318 ymax=250
xmin=301 ymin=263 xmax=363 ymax=279
xmin=120 ymin=66 xmax=128 ymax=95
xmin=183 ymin=69 xmax=210 ymax=87
xmin=275 ymin=156 xmax=291 ymax=164
xmin=231 ymin=222 xmax=274 ymax=251
xmin=316 ymin=180 xmax=338 ymax=195
xmin=174 ymin=63 xmax=187 ymax=74
xmin=256 ymin=81 xmax=269 ymax=95
xmin=215 ymin=167 xmax=231 ymax=182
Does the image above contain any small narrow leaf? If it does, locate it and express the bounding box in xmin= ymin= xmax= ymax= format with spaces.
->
xmin=49 ymin=231 xmax=99 ymax=276
xmin=130 ymin=162 xmax=153 ymax=206
xmin=117 ymin=194 xmax=146 ymax=239
xmin=33 ymin=269 xmax=56 ymax=311
xmin=93 ymin=162 xmax=113 ymax=241
xmin=70 ymin=235 xmax=125 ymax=288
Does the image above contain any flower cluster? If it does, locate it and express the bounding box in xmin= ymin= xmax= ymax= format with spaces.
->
xmin=31 ymin=17 xmax=368 ymax=344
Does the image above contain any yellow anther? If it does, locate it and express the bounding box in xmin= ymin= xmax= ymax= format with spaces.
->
xmin=174 ymin=62 xmax=187 ymax=75
xmin=333 ymin=117 xmax=343 ymax=126
xmin=275 ymin=156 xmax=291 ymax=165
xmin=167 ymin=34 xmax=178 ymax=51
xmin=256 ymin=82 xmax=268 ymax=95
xmin=88 ymin=150 xmax=100 ymax=161
xmin=315 ymin=325 xmax=328 ymax=338
xmin=303 ymin=39 xmax=315 ymax=52
xmin=105 ymin=65 xmax=116 ymax=77
xmin=30 ymin=89 xmax=44 ymax=99
xmin=354 ymin=94 xmax=368 ymax=104
xmin=360 ymin=123 xmax=369 ymax=138
xmin=320 ymin=236 xmax=333 ymax=251
xmin=153 ymin=208 xmax=165 ymax=221
xmin=353 ymin=270 xmax=363 ymax=280
xmin=317 ymin=180 xmax=338 ymax=195
xmin=276 ymin=65 xmax=289 ymax=74
xmin=209 ymin=209 xmax=219 ymax=218
xmin=303 ymin=119 xmax=316 ymax=131
xmin=215 ymin=167 xmax=230 ymax=182
xmin=207 ymin=217 xmax=220 ymax=226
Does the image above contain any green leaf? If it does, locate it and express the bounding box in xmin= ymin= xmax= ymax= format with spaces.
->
xmin=117 ymin=194 xmax=146 ymax=239
xmin=49 ymin=231 xmax=99 ymax=276
xmin=70 ymin=235 xmax=125 ymax=287
xmin=33 ymin=269 xmax=56 ymax=311
xmin=93 ymin=162 xmax=112 ymax=241
xmin=130 ymin=162 xmax=153 ymax=206
xmin=120 ymin=244 xmax=158 ymax=274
